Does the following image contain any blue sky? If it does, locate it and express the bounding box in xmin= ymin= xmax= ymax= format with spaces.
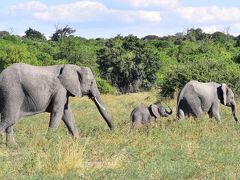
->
xmin=1 ymin=0 xmax=240 ymax=38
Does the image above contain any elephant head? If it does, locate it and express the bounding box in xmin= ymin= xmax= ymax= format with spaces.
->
xmin=150 ymin=104 xmax=172 ymax=118
xmin=58 ymin=64 xmax=113 ymax=129
xmin=220 ymin=83 xmax=238 ymax=122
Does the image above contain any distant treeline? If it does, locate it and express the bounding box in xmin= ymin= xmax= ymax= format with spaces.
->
xmin=1 ymin=27 xmax=240 ymax=97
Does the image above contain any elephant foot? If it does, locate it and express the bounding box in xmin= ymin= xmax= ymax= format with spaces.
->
xmin=45 ymin=128 xmax=58 ymax=140
xmin=72 ymin=133 xmax=79 ymax=140
xmin=6 ymin=139 xmax=18 ymax=148
xmin=7 ymin=141 xmax=18 ymax=148
xmin=71 ymin=129 xmax=79 ymax=140
xmin=6 ymin=135 xmax=18 ymax=148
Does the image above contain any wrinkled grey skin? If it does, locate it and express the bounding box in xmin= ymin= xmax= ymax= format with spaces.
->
xmin=130 ymin=104 xmax=172 ymax=128
xmin=177 ymin=80 xmax=238 ymax=122
xmin=0 ymin=63 xmax=113 ymax=147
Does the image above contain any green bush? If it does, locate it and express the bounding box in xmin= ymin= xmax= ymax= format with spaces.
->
xmin=96 ymin=77 xmax=118 ymax=94
xmin=97 ymin=35 xmax=161 ymax=93
xmin=161 ymin=59 xmax=240 ymax=98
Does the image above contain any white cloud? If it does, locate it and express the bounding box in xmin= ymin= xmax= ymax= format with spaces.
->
xmin=201 ymin=25 xmax=218 ymax=34
xmin=8 ymin=1 xmax=47 ymax=13
xmin=229 ymin=24 xmax=240 ymax=36
xmin=177 ymin=6 xmax=240 ymax=23
xmin=119 ymin=10 xmax=161 ymax=23
xmin=7 ymin=1 xmax=162 ymax=24
xmin=122 ymin=0 xmax=179 ymax=9
xmin=33 ymin=1 xmax=109 ymax=21
xmin=137 ymin=11 xmax=161 ymax=22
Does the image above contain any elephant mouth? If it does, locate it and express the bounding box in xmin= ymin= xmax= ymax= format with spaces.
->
xmin=82 ymin=91 xmax=90 ymax=96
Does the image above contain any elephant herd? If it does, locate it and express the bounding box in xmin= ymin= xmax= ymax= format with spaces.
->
xmin=0 ymin=63 xmax=238 ymax=147
xmin=131 ymin=80 xmax=238 ymax=127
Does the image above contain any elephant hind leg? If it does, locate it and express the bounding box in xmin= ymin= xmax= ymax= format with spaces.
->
xmin=0 ymin=123 xmax=17 ymax=147
xmin=193 ymin=108 xmax=203 ymax=118
xmin=1 ymin=111 xmax=21 ymax=146
xmin=186 ymin=96 xmax=203 ymax=118
xmin=0 ymin=122 xmax=7 ymax=134
xmin=6 ymin=126 xmax=17 ymax=147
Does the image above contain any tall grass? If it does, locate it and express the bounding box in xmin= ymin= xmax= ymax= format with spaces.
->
xmin=1 ymin=91 xmax=240 ymax=179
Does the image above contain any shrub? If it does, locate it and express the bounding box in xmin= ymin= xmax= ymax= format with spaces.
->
xmin=96 ymin=77 xmax=118 ymax=94
xmin=161 ymin=59 xmax=240 ymax=98
xmin=97 ymin=35 xmax=161 ymax=93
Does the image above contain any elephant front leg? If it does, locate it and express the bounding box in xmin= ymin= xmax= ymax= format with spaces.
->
xmin=62 ymin=105 xmax=79 ymax=139
xmin=211 ymin=103 xmax=221 ymax=123
xmin=48 ymin=90 xmax=67 ymax=132
xmin=49 ymin=109 xmax=64 ymax=130
xmin=47 ymin=108 xmax=64 ymax=140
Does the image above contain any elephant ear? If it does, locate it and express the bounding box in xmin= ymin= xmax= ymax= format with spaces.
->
xmin=58 ymin=65 xmax=82 ymax=97
xmin=221 ymin=83 xmax=227 ymax=105
xmin=150 ymin=104 xmax=160 ymax=118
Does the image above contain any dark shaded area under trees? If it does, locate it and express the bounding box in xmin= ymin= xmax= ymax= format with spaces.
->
xmin=1 ymin=27 xmax=240 ymax=97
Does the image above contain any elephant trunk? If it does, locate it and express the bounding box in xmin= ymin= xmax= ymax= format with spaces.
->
xmin=160 ymin=106 xmax=173 ymax=117
xmin=90 ymin=81 xmax=113 ymax=129
xmin=93 ymin=96 xmax=113 ymax=129
xmin=231 ymin=102 xmax=238 ymax=122
xmin=165 ymin=106 xmax=173 ymax=115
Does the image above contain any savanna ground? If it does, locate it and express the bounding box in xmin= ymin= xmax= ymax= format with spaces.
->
xmin=1 ymin=91 xmax=240 ymax=179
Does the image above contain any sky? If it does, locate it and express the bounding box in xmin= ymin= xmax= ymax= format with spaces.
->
xmin=1 ymin=0 xmax=240 ymax=38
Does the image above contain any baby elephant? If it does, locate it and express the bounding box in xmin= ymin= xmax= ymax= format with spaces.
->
xmin=130 ymin=104 xmax=172 ymax=128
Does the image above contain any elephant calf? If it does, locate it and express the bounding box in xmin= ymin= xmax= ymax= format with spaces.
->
xmin=130 ymin=104 xmax=172 ymax=128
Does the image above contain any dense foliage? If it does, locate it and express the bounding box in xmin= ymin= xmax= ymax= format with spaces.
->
xmin=97 ymin=35 xmax=161 ymax=92
xmin=0 ymin=27 xmax=240 ymax=96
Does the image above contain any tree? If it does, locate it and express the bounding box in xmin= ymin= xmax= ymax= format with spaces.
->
xmin=51 ymin=25 xmax=76 ymax=41
xmin=186 ymin=28 xmax=207 ymax=41
xmin=235 ymin=35 xmax=240 ymax=47
xmin=0 ymin=31 xmax=10 ymax=38
xmin=97 ymin=35 xmax=161 ymax=93
xmin=0 ymin=39 xmax=39 ymax=70
xmin=211 ymin=31 xmax=228 ymax=43
xmin=24 ymin=28 xmax=46 ymax=40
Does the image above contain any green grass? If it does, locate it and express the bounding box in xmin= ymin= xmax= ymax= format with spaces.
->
xmin=1 ymin=91 xmax=240 ymax=179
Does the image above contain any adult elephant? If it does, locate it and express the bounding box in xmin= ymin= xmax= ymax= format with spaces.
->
xmin=177 ymin=80 xmax=238 ymax=122
xmin=0 ymin=63 xmax=113 ymax=146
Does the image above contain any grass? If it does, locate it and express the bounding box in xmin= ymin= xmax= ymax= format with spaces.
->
xmin=1 ymin=91 xmax=240 ymax=179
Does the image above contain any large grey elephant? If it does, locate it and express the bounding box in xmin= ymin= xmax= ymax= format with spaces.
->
xmin=0 ymin=63 xmax=113 ymax=146
xmin=177 ymin=80 xmax=238 ymax=122
xmin=130 ymin=104 xmax=172 ymax=128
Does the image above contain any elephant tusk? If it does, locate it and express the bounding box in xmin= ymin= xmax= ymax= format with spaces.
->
xmin=94 ymin=97 xmax=106 ymax=110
